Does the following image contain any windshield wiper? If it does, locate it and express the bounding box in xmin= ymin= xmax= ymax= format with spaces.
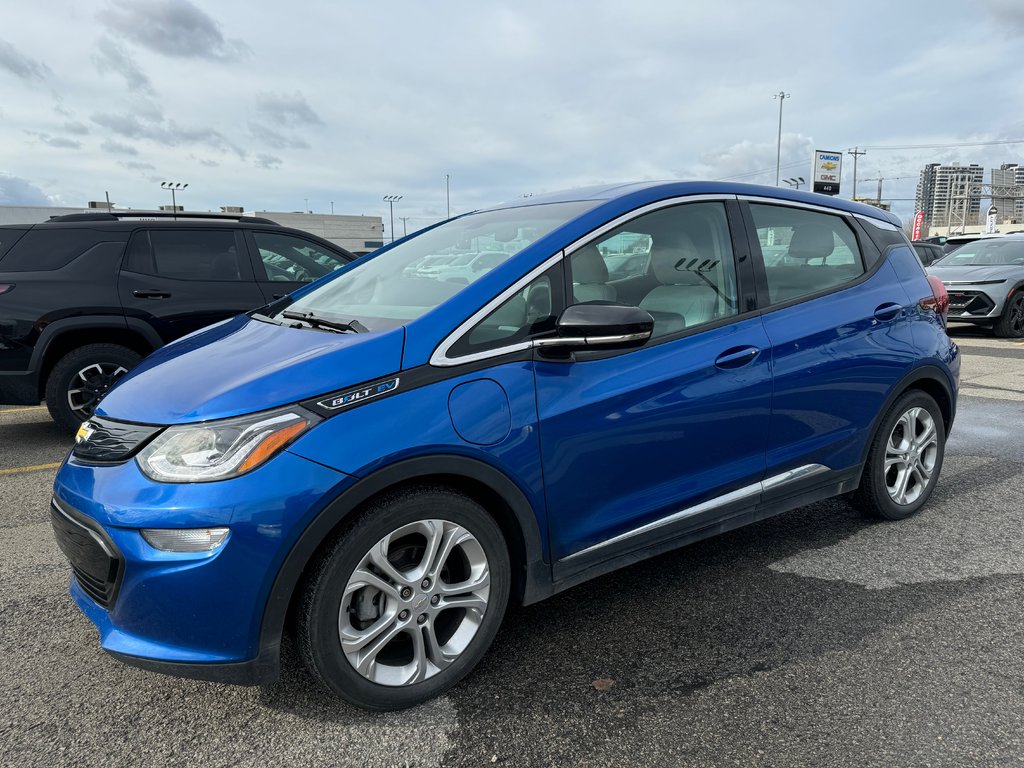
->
xmin=281 ymin=310 xmax=368 ymax=334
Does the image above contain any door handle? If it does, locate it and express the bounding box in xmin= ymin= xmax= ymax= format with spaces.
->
xmin=873 ymin=302 xmax=902 ymax=321
xmin=714 ymin=346 xmax=760 ymax=369
xmin=132 ymin=290 xmax=171 ymax=299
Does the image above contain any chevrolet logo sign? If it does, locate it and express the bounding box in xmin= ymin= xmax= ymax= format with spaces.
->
xmin=75 ymin=422 xmax=96 ymax=444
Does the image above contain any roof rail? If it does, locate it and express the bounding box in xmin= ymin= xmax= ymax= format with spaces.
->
xmin=47 ymin=211 xmax=280 ymax=225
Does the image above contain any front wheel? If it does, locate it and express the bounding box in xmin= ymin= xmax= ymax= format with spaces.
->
xmin=298 ymin=487 xmax=510 ymax=710
xmin=851 ymin=390 xmax=946 ymax=521
xmin=994 ymin=291 xmax=1024 ymax=338
xmin=45 ymin=344 xmax=141 ymax=433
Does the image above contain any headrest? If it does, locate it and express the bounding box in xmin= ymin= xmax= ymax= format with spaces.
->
xmin=650 ymin=233 xmax=708 ymax=285
xmin=788 ymin=223 xmax=836 ymax=261
xmin=572 ymin=244 xmax=608 ymax=284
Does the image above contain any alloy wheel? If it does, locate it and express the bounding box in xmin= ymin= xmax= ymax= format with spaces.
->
xmin=66 ymin=362 xmax=129 ymax=421
xmin=884 ymin=406 xmax=939 ymax=505
xmin=339 ymin=519 xmax=490 ymax=687
xmin=1009 ymin=295 xmax=1024 ymax=336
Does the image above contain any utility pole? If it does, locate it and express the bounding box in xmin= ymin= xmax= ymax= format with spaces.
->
xmin=399 ymin=216 xmax=410 ymax=238
xmin=330 ymin=201 xmax=334 ymax=215
xmin=383 ymin=195 xmax=402 ymax=242
xmin=847 ymin=147 xmax=866 ymax=198
xmin=444 ymin=174 xmax=451 ymax=219
xmin=773 ymin=91 xmax=790 ymax=186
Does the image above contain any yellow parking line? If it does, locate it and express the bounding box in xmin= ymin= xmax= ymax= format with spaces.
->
xmin=0 ymin=406 xmax=46 ymax=414
xmin=0 ymin=461 xmax=62 ymax=476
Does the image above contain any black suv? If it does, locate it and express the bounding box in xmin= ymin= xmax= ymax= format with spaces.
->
xmin=0 ymin=212 xmax=355 ymax=431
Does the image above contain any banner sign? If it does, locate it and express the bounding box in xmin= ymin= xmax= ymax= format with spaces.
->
xmin=912 ymin=211 xmax=924 ymax=240
xmin=811 ymin=150 xmax=842 ymax=196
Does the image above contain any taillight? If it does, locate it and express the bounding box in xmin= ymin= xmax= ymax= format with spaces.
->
xmin=920 ymin=275 xmax=949 ymax=315
xmin=0 ymin=284 xmax=13 ymax=296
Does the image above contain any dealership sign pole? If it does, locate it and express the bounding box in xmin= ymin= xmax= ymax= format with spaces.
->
xmin=811 ymin=150 xmax=842 ymax=196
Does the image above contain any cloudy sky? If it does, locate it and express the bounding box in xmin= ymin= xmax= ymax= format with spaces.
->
xmin=2 ymin=0 xmax=1024 ymax=235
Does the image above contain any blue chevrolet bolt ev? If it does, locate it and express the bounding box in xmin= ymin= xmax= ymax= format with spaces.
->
xmin=51 ymin=181 xmax=959 ymax=710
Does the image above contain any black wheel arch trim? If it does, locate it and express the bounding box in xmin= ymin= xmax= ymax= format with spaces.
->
xmin=253 ymin=453 xmax=552 ymax=684
xmin=28 ymin=315 xmax=161 ymax=380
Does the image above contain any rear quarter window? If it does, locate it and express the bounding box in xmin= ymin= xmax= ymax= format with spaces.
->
xmin=0 ymin=228 xmax=28 ymax=266
xmin=0 ymin=228 xmax=112 ymax=271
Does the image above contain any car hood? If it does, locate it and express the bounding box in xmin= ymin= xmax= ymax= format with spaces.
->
xmin=96 ymin=314 xmax=405 ymax=424
xmin=927 ymin=264 xmax=1024 ymax=283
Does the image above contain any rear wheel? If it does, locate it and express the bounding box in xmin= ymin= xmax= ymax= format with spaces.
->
xmin=45 ymin=344 xmax=141 ymax=433
xmin=298 ymin=487 xmax=510 ymax=711
xmin=851 ymin=390 xmax=945 ymax=521
xmin=994 ymin=291 xmax=1024 ymax=338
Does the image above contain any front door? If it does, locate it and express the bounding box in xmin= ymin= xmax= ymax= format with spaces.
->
xmin=534 ymin=200 xmax=773 ymax=569
xmin=118 ymin=228 xmax=265 ymax=343
xmin=245 ymin=230 xmax=352 ymax=302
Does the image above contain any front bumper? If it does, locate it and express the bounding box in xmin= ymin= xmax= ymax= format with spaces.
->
xmin=942 ymin=284 xmax=1006 ymax=323
xmin=52 ymin=449 xmax=355 ymax=682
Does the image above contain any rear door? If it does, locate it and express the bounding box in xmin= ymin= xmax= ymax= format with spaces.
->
xmin=244 ymin=230 xmax=352 ymax=302
xmin=742 ymin=200 xmax=920 ymax=490
xmin=118 ymin=228 xmax=265 ymax=343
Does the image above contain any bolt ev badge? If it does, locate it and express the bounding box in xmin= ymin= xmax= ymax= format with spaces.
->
xmin=316 ymin=377 xmax=400 ymax=411
xmin=75 ymin=422 xmax=95 ymax=444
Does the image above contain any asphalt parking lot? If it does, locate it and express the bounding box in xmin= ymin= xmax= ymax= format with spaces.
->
xmin=2 ymin=327 xmax=1023 ymax=768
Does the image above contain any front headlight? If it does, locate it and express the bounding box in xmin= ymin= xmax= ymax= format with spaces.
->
xmin=136 ymin=408 xmax=319 ymax=483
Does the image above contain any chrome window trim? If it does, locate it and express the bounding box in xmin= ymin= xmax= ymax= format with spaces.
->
xmin=564 ymin=193 xmax=738 ymax=256
xmin=560 ymin=463 xmax=830 ymax=562
xmin=431 ymin=193 xmax=738 ymax=368
xmin=737 ymin=194 xmax=901 ymax=231
xmin=531 ymin=331 xmax=650 ymax=348
xmin=429 ymin=251 xmax=564 ymax=367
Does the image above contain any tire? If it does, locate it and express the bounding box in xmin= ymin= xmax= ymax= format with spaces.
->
xmin=851 ymin=390 xmax=946 ymax=521
xmin=993 ymin=291 xmax=1024 ymax=338
xmin=298 ymin=486 xmax=510 ymax=711
xmin=45 ymin=344 xmax=141 ymax=433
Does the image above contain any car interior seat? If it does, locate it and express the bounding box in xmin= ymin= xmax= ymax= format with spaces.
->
xmin=571 ymin=244 xmax=616 ymax=303
xmin=639 ymin=233 xmax=718 ymax=335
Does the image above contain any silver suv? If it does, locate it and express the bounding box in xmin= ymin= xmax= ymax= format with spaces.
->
xmin=927 ymin=234 xmax=1024 ymax=337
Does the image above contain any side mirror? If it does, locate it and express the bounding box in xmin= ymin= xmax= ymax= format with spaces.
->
xmin=534 ymin=303 xmax=654 ymax=352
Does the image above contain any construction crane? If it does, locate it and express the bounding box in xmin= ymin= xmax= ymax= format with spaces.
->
xmin=859 ymin=176 xmax=916 ymax=203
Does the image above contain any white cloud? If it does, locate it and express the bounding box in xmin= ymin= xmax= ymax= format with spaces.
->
xmin=0 ymin=0 xmax=1022 ymax=224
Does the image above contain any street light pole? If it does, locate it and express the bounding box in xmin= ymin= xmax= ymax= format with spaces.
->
xmin=445 ymin=174 xmax=450 ymax=219
xmin=383 ymin=195 xmax=403 ymax=242
xmin=160 ymin=181 xmax=188 ymax=220
xmin=773 ymin=91 xmax=790 ymax=186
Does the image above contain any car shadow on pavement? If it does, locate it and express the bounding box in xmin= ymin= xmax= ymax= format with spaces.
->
xmin=0 ymin=416 xmax=70 ymax=461
xmin=258 ymin=455 xmax=1005 ymax=734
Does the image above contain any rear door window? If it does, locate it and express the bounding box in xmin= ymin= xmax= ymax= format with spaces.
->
xmin=125 ymin=229 xmax=248 ymax=281
xmin=749 ymin=204 xmax=865 ymax=304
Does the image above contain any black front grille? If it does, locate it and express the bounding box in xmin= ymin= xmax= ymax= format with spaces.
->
xmin=50 ymin=499 xmax=123 ymax=609
xmin=946 ymin=290 xmax=995 ymax=315
xmin=71 ymin=416 xmax=161 ymax=464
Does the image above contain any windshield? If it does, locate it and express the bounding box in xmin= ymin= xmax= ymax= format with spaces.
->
xmin=933 ymin=239 xmax=1024 ymax=267
xmin=278 ymin=201 xmax=594 ymax=331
